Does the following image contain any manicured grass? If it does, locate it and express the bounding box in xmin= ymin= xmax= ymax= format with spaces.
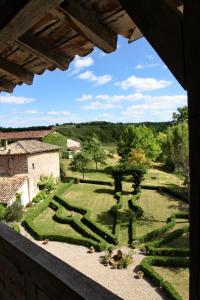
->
xmin=153 ymin=266 xmax=189 ymax=300
xmin=139 ymin=190 xmax=188 ymax=221
xmin=62 ymin=183 xmax=116 ymax=232
xmin=143 ymin=167 xmax=184 ymax=187
xmin=117 ymin=195 xmax=133 ymax=246
xmin=164 ymin=232 xmax=189 ymax=248
xmin=33 ymin=207 xmax=83 ymax=239
xmin=61 ymin=158 xmax=116 ymax=181
xmin=135 ymin=189 xmax=188 ymax=238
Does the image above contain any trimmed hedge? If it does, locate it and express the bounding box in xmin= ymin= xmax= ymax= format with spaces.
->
xmin=145 ymin=226 xmax=189 ymax=250
xmin=79 ymin=178 xmax=113 ymax=186
xmin=23 ymin=182 xmax=108 ymax=251
xmin=130 ymin=215 xmax=137 ymax=241
xmin=54 ymin=194 xmax=118 ymax=245
xmin=129 ymin=194 xmax=143 ymax=218
xmin=56 ymin=180 xmax=74 ymax=196
xmin=140 ymin=256 xmax=189 ymax=300
xmin=139 ymin=217 xmax=176 ymax=243
xmin=147 ymin=247 xmax=189 ymax=257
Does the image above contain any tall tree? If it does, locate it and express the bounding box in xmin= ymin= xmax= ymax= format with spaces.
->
xmin=70 ymin=151 xmax=91 ymax=179
xmin=117 ymin=125 xmax=161 ymax=161
xmin=83 ymin=137 xmax=106 ymax=171
xmin=161 ymin=121 xmax=189 ymax=185
xmin=172 ymin=105 xmax=188 ymax=123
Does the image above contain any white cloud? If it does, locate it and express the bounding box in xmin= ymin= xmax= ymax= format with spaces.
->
xmin=82 ymin=101 xmax=120 ymax=111
xmin=145 ymin=54 xmax=154 ymax=60
xmin=96 ymin=93 xmax=144 ymax=103
xmin=78 ymin=70 xmax=112 ymax=85
xmin=76 ymin=94 xmax=93 ymax=102
xmin=48 ymin=110 xmax=72 ymax=116
xmin=69 ymin=55 xmax=94 ymax=75
xmin=23 ymin=109 xmax=38 ymax=114
xmin=135 ymin=63 xmax=162 ymax=70
xmin=122 ymin=94 xmax=187 ymax=120
xmin=116 ymin=75 xmax=172 ymax=91
xmin=0 ymin=95 xmax=35 ymax=104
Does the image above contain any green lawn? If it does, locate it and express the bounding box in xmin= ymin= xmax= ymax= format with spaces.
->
xmin=62 ymin=183 xmax=116 ymax=232
xmin=62 ymin=158 xmax=116 ymax=181
xmin=135 ymin=189 xmax=188 ymax=238
xmin=153 ymin=266 xmax=189 ymax=300
xmin=33 ymin=207 xmax=83 ymax=239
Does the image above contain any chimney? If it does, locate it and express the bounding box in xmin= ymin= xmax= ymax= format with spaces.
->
xmin=3 ymin=140 xmax=8 ymax=150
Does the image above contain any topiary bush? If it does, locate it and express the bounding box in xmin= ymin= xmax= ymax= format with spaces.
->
xmin=32 ymin=190 xmax=47 ymax=203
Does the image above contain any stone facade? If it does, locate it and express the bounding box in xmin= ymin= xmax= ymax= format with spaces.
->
xmin=0 ymin=147 xmax=60 ymax=205
xmin=27 ymin=151 xmax=60 ymax=199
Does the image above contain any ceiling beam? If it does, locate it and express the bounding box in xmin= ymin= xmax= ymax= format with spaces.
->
xmin=0 ymin=78 xmax=15 ymax=93
xmin=17 ymin=32 xmax=70 ymax=71
xmin=119 ymin=0 xmax=185 ymax=89
xmin=0 ymin=0 xmax=64 ymax=52
xmin=0 ymin=57 xmax=33 ymax=84
xmin=59 ymin=1 xmax=117 ymax=53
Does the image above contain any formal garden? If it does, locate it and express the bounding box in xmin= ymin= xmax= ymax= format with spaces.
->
xmin=19 ymin=155 xmax=189 ymax=300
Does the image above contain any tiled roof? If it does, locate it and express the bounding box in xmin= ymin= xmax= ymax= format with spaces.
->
xmin=0 ymin=175 xmax=28 ymax=204
xmin=0 ymin=130 xmax=53 ymax=141
xmin=0 ymin=140 xmax=60 ymax=155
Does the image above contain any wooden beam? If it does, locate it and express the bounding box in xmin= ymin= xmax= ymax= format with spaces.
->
xmin=17 ymin=32 xmax=69 ymax=71
xmin=0 ymin=56 xmax=33 ymax=84
xmin=59 ymin=1 xmax=117 ymax=53
xmin=0 ymin=0 xmax=64 ymax=52
xmin=184 ymin=2 xmax=200 ymax=299
xmin=119 ymin=0 xmax=185 ymax=89
xmin=0 ymin=78 xmax=15 ymax=93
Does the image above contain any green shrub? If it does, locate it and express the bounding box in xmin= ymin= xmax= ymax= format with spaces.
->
xmin=0 ymin=204 xmax=7 ymax=220
xmin=10 ymin=223 xmax=20 ymax=233
xmin=140 ymin=259 xmax=164 ymax=286
xmin=5 ymin=200 xmax=23 ymax=222
xmin=130 ymin=216 xmax=137 ymax=241
xmin=32 ymin=191 xmax=47 ymax=203
xmin=38 ymin=174 xmax=57 ymax=193
xmin=79 ymin=179 xmax=113 ymax=186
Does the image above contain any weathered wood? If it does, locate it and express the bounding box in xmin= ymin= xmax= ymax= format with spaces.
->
xmin=0 ymin=78 xmax=15 ymax=93
xmin=59 ymin=1 xmax=117 ymax=53
xmin=17 ymin=32 xmax=69 ymax=71
xmin=0 ymin=56 xmax=33 ymax=84
xmin=184 ymin=2 xmax=200 ymax=299
xmin=119 ymin=0 xmax=185 ymax=89
xmin=0 ymin=0 xmax=64 ymax=52
xmin=0 ymin=224 xmax=122 ymax=300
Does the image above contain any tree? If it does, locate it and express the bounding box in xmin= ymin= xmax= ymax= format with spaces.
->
xmin=161 ymin=121 xmax=189 ymax=185
xmin=70 ymin=151 xmax=91 ymax=179
xmin=128 ymin=148 xmax=152 ymax=168
xmin=117 ymin=126 xmax=136 ymax=161
xmin=117 ymin=125 xmax=161 ymax=161
xmin=83 ymin=137 xmax=106 ymax=171
xmin=173 ymin=105 xmax=188 ymax=123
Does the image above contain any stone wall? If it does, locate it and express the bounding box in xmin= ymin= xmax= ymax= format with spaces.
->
xmin=27 ymin=150 xmax=60 ymax=199
xmin=0 ymin=155 xmax=28 ymax=176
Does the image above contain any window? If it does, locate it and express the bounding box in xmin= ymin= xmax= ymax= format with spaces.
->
xmin=32 ymin=163 xmax=35 ymax=170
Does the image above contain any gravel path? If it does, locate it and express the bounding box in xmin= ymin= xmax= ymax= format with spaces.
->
xmin=20 ymin=227 xmax=165 ymax=300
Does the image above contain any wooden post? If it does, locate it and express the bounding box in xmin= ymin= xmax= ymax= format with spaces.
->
xmin=184 ymin=2 xmax=200 ymax=299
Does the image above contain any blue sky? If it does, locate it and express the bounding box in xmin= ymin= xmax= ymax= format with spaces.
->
xmin=0 ymin=36 xmax=187 ymax=127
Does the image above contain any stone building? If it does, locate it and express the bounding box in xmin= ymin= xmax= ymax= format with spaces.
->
xmin=0 ymin=140 xmax=60 ymax=206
